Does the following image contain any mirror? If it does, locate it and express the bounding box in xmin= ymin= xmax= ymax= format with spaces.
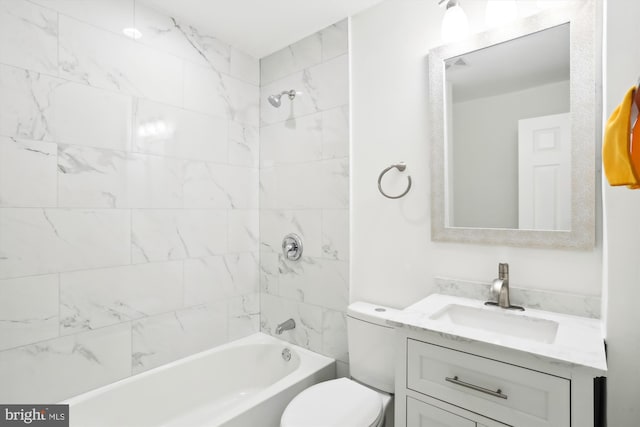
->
xmin=446 ymin=24 xmax=570 ymax=230
xmin=430 ymin=2 xmax=596 ymax=249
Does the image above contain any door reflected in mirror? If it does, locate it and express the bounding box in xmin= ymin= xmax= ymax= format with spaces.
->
xmin=444 ymin=23 xmax=570 ymax=231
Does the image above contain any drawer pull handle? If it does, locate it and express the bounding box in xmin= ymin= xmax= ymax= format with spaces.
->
xmin=445 ymin=376 xmax=508 ymax=400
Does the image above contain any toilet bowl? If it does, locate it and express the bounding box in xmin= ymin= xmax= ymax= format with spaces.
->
xmin=280 ymin=377 xmax=391 ymax=427
xmin=280 ymin=302 xmax=399 ymax=427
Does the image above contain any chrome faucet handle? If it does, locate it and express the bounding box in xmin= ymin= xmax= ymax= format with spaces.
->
xmin=282 ymin=234 xmax=303 ymax=261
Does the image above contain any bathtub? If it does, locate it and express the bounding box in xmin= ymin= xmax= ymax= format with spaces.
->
xmin=64 ymin=333 xmax=335 ymax=427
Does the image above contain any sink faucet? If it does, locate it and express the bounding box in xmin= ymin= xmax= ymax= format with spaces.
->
xmin=275 ymin=318 xmax=296 ymax=335
xmin=485 ymin=263 xmax=524 ymax=311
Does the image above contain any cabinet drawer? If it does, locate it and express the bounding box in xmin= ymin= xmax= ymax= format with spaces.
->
xmin=407 ymin=339 xmax=570 ymax=427
xmin=407 ymin=396 xmax=475 ymax=427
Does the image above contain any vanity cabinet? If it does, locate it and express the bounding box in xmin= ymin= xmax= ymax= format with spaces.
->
xmin=395 ymin=329 xmax=602 ymax=427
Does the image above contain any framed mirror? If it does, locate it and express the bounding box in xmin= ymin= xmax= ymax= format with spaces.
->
xmin=429 ymin=1 xmax=597 ymax=249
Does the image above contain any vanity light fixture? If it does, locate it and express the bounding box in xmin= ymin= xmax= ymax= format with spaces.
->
xmin=123 ymin=27 xmax=143 ymax=40
xmin=439 ymin=0 xmax=469 ymax=43
xmin=485 ymin=0 xmax=518 ymax=28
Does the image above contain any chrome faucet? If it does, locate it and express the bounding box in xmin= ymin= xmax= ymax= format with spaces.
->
xmin=485 ymin=263 xmax=524 ymax=311
xmin=275 ymin=318 xmax=296 ymax=335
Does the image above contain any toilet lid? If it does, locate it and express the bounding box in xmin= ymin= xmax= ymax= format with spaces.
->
xmin=281 ymin=378 xmax=383 ymax=427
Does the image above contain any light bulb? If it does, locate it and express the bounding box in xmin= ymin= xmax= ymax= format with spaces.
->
xmin=485 ymin=0 xmax=518 ymax=28
xmin=441 ymin=2 xmax=469 ymax=43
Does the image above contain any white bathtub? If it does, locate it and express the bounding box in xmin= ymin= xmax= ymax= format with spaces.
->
xmin=64 ymin=333 xmax=335 ymax=427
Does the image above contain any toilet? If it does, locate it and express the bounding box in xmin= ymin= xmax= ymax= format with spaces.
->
xmin=281 ymin=301 xmax=398 ymax=427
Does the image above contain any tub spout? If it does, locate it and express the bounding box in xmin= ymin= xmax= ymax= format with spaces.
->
xmin=275 ymin=319 xmax=296 ymax=335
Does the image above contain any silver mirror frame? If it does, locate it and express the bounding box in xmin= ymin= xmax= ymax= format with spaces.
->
xmin=429 ymin=0 xmax=597 ymax=249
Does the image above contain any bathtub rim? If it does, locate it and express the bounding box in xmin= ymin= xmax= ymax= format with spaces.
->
xmin=62 ymin=332 xmax=335 ymax=413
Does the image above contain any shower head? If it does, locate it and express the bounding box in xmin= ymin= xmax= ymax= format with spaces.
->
xmin=268 ymin=90 xmax=297 ymax=108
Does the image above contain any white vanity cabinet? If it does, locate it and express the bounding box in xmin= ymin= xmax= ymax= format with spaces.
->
xmin=391 ymin=294 xmax=607 ymax=427
xmin=395 ymin=329 xmax=601 ymax=427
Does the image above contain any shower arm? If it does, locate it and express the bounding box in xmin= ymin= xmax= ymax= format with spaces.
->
xmin=280 ymin=90 xmax=296 ymax=99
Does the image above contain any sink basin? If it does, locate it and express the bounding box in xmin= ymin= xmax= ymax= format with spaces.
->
xmin=429 ymin=304 xmax=559 ymax=344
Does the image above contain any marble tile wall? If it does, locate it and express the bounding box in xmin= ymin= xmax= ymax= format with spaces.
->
xmin=0 ymin=0 xmax=259 ymax=403
xmin=258 ymin=20 xmax=351 ymax=375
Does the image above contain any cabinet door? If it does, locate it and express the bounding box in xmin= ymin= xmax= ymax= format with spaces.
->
xmin=407 ymin=396 xmax=475 ymax=427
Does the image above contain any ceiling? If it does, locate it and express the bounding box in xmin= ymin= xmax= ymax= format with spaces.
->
xmin=137 ymin=0 xmax=385 ymax=58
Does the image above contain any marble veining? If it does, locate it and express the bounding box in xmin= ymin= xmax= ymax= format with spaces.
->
xmin=133 ymin=98 xmax=227 ymax=162
xmin=260 ymin=292 xmax=323 ymax=352
xmin=134 ymin=1 xmax=230 ymax=74
xmin=229 ymin=121 xmax=259 ymax=167
xmin=184 ymin=253 xmax=259 ymax=306
xmin=391 ymin=294 xmax=607 ymax=373
xmin=228 ymin=293 xmax=260 ymax=340
xmin=0 ymin=64 xmax=58 ymax=141
xmin=132 ymin=303 xmax=228 ymax=374
xmin=260 ymin=32 xmax=322 ymax=85
xmin=59 ymin=15 xmax=183 ymax=106
xmin=258 ymin=20 xmax=350 ymax=366
xmin=0 ymin=0 xmax=58 ymax=76
xmin=0 ymin=274 xmax=59 ymax=351
xmin=228 ymin=210 xmax=259 ymax=253
xmin=0 ymin=208 xmax=131 ymax=279
xmin=322 ymin=106 xmax=349 ymax=159
xmin=321 ymin=310 xmax=348 ymax=362
xmin=59 ymin=262 xmax=183 ymax=334
xmin=259 ymin=251 xmax=279 ymax=295
xmin=131 ymin=209 xmax=227 ymax=263
xmin=260 ymin=159 xmax=349 ymax=210
xmin=278 ymin=256 xmax=348 ymax=312
xmin=260 ymin=112 xmax=323 ymax=168
xmin=260 ymin=19 xmax=347 ymax=85
xmin=434 ymin=277 xmax=601 ymax=318
xmin=58 ymin=145 xmax=127 ymax=208
xmin=321 ymin=209 xmax=349 ymax=261
xmin=0 ymin=136 xmax=57 ymax=207
xmin=29 ymin=0 xmax=134 ymax=36
xmin=260 ymin=209 xmax=322 ymax=257
xmin=0 ymin=323 xmax=131 ymax=403
xmin=0 ymin=0 xmax=262 ymax=405
xmin=170 ymin=18 xmax=230 ymax=71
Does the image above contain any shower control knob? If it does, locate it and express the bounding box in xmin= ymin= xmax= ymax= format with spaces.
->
xmin=282 ymin=233 xmax=303 ymax=261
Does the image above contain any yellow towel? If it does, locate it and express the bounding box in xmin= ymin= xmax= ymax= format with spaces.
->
xmin=603 ymin=86 xmax=640 ymax=188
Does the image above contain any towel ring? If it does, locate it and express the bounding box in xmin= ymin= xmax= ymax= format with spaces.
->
xmin=378 ymin=162 xmax=412 ymax=199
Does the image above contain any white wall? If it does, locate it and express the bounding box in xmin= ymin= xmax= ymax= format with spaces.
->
xmin=452 ymin=80 xmax=570 ymax=228
xmin=350 ymin=0 xmax=602 ymax=309
xmin=603 ymin=0 xmax=640 ymax=423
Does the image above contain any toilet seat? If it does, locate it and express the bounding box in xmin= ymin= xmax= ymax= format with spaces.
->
xmin=281 ymin=378 xmax=384 ymax=427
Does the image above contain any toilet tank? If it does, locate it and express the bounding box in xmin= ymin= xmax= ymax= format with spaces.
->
xmin=347 ymin=302 xmax=400 ymax=393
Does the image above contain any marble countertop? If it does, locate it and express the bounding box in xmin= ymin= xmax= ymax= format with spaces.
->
xmin=389 ymin=294 xmax=607 ymax=373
